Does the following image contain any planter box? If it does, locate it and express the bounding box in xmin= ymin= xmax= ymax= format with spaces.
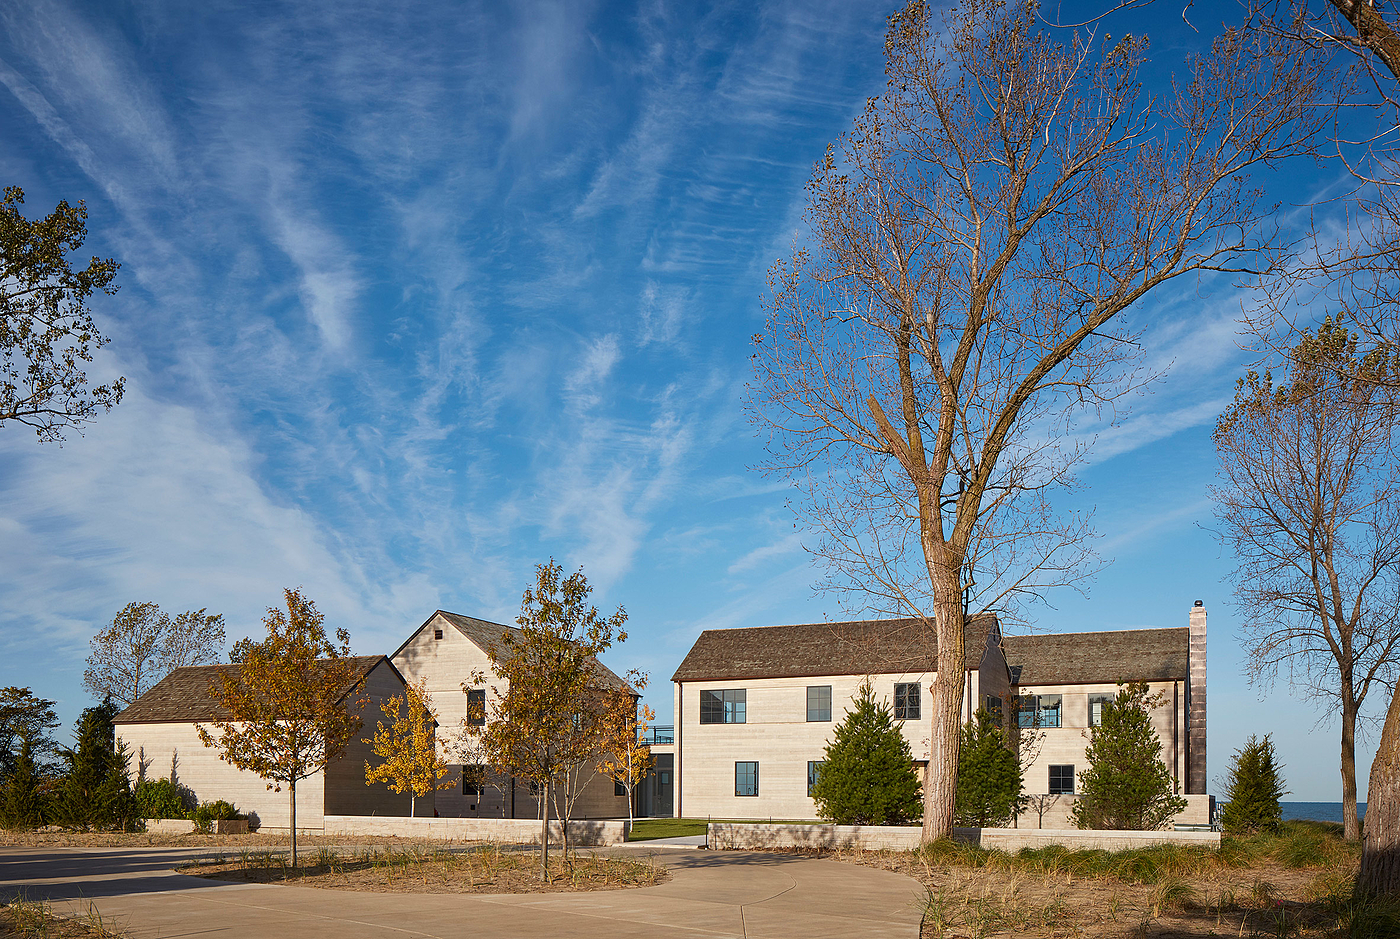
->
xmin=145 ymin=819 xmax=195 ymax=834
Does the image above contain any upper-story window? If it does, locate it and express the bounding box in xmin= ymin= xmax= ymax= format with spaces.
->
xmin=984 ymin=695 xmax=1003 ymax=720
xmin=806 ymin=685 xmax=832 ymax=722
xmin=1017 ymin=694 xmax=1062 ymax=729
xmin=1088 ymin=693 xmax=1115 ymax=728
xmin=434 ymin=629 xmax=444 ymax=640
xmin=465 ymin=688 xmax=486 ymax=726
xmin=700 ymin=689 xmax=746 ymax=724
xmin=894 ymin=682 xmax=921 ymax=720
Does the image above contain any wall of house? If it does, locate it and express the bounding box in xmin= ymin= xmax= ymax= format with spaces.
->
xmin=674 ymin=670 xmax=940 ymax=820
xmin=117 ymin=721 xmax=327 ymax=831
xmin=324 ymin=660 xmax=415 ymax=818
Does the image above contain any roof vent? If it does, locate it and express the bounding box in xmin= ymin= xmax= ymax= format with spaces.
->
xmin=1193 ymin=599 xmax=1203 ymax=607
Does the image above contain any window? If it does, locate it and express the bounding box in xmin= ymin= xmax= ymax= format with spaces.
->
xmin=465 ymin=689 xmax=486 ymax=726
xmin=701 ymin=689 xmax=746 ymax=724
xmin=1016 ymin=694 xmax=1062 ymax=729
xmin=807 ymin=760 xmax=824 ymax=796
xmin=1088 ymin=693 xmax=1115 ymax=728
xmin=806 ymin=685 xmax=832 ymax=722
xmin=984 ymin=695 xmax=1003 ymax=720
xmin=433 ymin=629 xmax=443 ymax=640
xmin=463 ymin=764 xmax=483 ymax=797
xmin=1049 ymin=764 xmax=1075 ymax=794
xmin=615 ymin=778 xmax=626 ymax=797
xmin=735 ymin=761 xmax=759 ymax=797
xmin=894 ymin=683 xmax=921 ymax=720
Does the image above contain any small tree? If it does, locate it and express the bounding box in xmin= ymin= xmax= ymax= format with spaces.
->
xmin=85 ymin=602 xmax=226 ymax=708
xmin=954 ymin=709 xmax=1023 ymax=828
xmin=197 ymin=588 xmax=367 ymax=867
xmin=0 ymin=687 xmax=59 ymax=782
xmin=597 ymin=669 xmax=654 ymax=826
xmin=1219 ymin=734 xmax=1287 ymax=835
xmin=810 ymin=680 xmax=923 ymax=826
xmin=1 ymin=734 xmax=44 ymax=829
xmin=364 ymin=677 xmax=453 ymax=817
xmin=95 ymin=741 xmax=138 ymax=832
xmin=466 ymin=560 xmax=628 ymax=881
xmin=1071 ymin=683 xmax=1186 ymax=831
xmin=52 ymin=699 xmax=120 ymax=830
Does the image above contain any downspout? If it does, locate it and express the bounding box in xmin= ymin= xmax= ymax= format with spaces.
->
xmin=1172 ymin=680 xmax=1179 ymax=789
xmin=675 ymin=682 xmax=683 ymax=819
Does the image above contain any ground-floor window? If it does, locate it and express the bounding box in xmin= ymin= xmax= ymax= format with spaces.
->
xmin=807 ymin=760 xmax=824 ymax=796
xmin=463 ymin=764 xmax=484 ymax=796
xmin=735 ymin=761 xmax=759 ymax=797
xmin=1049 ymin=764 xmax=1075 ymax=794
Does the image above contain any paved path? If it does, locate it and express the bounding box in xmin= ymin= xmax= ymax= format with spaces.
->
xmin=0 ymin=844 xmax=925 ymax=938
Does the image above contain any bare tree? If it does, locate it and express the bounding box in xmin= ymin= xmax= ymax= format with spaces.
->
xmin=749 ymin=0 xmax=1328 ymax=841
xmin=1212 ymin=319 xmax=1400 ymax=842
xmin=84 ymin=602 xmax=226 ymax=707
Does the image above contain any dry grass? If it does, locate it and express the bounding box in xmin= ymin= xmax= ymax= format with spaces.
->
xmin=178 ymin=844 xmax=670 ymax=894
xmin=823 ymin=821 xmax=1400 ymax=938
xmin=1 ymin=896 xmax=126 ymax=938
xmin=0 ymin=829 xmax=469 ymax=850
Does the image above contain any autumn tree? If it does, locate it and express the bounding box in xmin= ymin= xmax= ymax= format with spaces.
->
xmin=1212 ymin=320 xmax=1400 ymax=842
xmin=750 ymin=0 xmax=1327 ymax=841
xmin=466 ymin=560 xmax=628 ymax=880
xmin=84 ymin=602 xmax=226 ymax=707
xmin=597 ymin=669 xmax=654 ymax=826
xmin=0 ymin=186 xmax=123 ymax=442
xmin=197 ymin=588 xmax=367 ymax=866
xmin=364 ymin=677 xmax=453 ymax=817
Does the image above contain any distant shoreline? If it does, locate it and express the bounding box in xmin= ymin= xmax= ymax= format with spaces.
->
xmin=1280 ymin=801 xmax=1365 ymax=823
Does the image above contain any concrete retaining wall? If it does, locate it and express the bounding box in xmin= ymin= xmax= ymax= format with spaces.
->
xmin=323 ymin=815 xmax=631 ymax=845
xmin=708 ymin=823 xmax=1219 ymax=852
xmin=145 ymin=819 xmax=195 ymax=834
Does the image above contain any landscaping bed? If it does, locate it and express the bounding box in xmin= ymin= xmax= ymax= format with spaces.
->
xmin=179 ymin=844 xmax=670 ymax=894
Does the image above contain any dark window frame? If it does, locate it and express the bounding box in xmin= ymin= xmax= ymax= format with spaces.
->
xmin=894 ymin=682 xmax=921 ymax=721
xmin=735 ymin=761 xmax=759 ymax=797
xmin=463 ymin=764 xmax=484 ymax=797
xmin=465 ymin=688 xmax=486 ymax=726
xmin=1049 ymin=764 xmax=1075 ymax=794
xmin=1088 ymin=693 xmax=1115 ymax=728
xmin=807 ymin=760 xmax=824 ymax=797
xmin=701 ymin=689 xmax=747 ymax=724
xmin=614 ymin=778 xmax=627 ymax=797
xmin=806 ymin=685 xmax=832 ymax=722
xmin=1016 ymin=694 xmax=1063 ymax=729
xmin=433 ymin=628 xmax=444 ymax=640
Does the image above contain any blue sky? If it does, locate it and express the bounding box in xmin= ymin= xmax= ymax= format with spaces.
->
xmin=0 ymin=0 xmax=1375 ymax=802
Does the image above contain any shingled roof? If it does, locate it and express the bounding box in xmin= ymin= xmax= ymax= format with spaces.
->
xmin=112 ymin=656 xmax=386 ymax=724
xmin=418 ymin=610 xmax=634 ymax=694
xmin=671 ymin=615 xmax=999 ymax=683
xmin=1003 ymin=628 xmax=1189 ymax=686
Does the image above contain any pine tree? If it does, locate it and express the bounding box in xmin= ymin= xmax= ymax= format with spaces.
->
xmin=95 ymin=741 xmax=138 ymax=832
xmin=1219 ymin=734 xmax=1287 ymax=835
xmin=1 ymin=734 xmax=44 ymax=829
xmin=52 ymin=699 xmax=119 ymax=829
xmin=809 ymin=680 xmax=923 ymax=826
xmin=954 ymin=709 xmax=1022 ymax=828
xmin=1071 ymin=682 xmax=1187 ymax=831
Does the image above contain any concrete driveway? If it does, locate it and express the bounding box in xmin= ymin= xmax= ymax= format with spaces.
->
xmin=0 ymin=844 xmax=925 ymax=938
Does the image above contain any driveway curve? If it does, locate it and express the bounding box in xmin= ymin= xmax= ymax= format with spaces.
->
xmin=1 ymin=844 xmax=924 ymax=938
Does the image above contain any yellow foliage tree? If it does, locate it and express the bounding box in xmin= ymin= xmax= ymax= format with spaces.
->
xmin=364 ymin=677 xmax=452 ymax=817
xmin=597 ymin=669 xmax=653 ymax=826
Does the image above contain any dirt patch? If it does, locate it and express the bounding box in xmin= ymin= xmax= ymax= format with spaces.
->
xmin=179 ymin=844 xmax=670 ymax=895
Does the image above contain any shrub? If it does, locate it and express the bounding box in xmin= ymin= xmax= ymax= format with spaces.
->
xmin=191 ymin=800 xmax=243 ymax=833
xmin=134 ymin=778 xmax=196 ymax=820
xmin=809 ymin=679 xmax=922 ymax=825
xmin=1070 ymin=682 xmax=1187 ymax=831
xmin=954 ymin=708 xmax=1022 ymax=827
xmin=1219 ymin=734 xmax=1286 ymax=835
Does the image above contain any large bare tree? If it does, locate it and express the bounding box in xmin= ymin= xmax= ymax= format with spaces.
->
xmin=84 ymin=602 xmax=226 ymax=707
xmin=750 ymin=0 xmax=1328 ymax=841
xmin=1212 ymin=319 xmax=1400 ymax=842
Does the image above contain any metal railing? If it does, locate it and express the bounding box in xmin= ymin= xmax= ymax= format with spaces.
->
xmin=638 ymin=725 xmax=674 ymax=745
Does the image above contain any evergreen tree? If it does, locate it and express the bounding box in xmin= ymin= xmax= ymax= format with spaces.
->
xmin=954 ymin=709 xmax=1022 ymax=827
xmin=52 ymin=699 xmax=119 ymax=829
xmin=1071 ymin=682 xmax=1187 ymax=831
xmin=94 ymin=741 xmax=138 ymax=832
xmin=809 ymin=680 xmax=923 ymax=826
xmin=1219 ymin=734 xmax=1287 ymax=835
xmin=1 ymin=733 xmax=44 ymax=829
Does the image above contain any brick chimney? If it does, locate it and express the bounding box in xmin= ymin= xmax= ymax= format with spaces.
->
xmin=1187 ymin=600 xmax=1207 ymax=794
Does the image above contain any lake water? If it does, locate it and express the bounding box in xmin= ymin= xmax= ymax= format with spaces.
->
xmin=1280 ymin=801 xmax=1365 ymax=823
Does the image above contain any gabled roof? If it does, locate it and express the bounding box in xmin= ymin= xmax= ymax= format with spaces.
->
xmin=113 ymin=656 xmax=390 ymax=724
xmin=398 ymin=610 xmax=634 ymax=694
xmin=671 ymin=614 xmax=1000 ymax=683
xmin=1003 ymin=628 xmax=1189 ymax=686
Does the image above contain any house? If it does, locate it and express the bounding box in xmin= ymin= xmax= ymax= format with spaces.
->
xmin=666 ymin=602 xmax=1210 ymax=827
xmin=390 ymin=609 xmax=635 ymax=821
xmin=668 ymin=614 xmax=1010 ymax=820
xmin=113 ymin=656 xmax=412 ymax=830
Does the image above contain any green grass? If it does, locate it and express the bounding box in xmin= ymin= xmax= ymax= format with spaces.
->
xmin=627 ymin=817 xmax=831 ymax=841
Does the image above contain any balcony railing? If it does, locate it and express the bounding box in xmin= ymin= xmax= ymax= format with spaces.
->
xmin=639 ymin=725 xmax=674 ymax=745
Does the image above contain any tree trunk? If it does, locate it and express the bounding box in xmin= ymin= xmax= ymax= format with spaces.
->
xmin=540 ymin=779 xmax=549 ymax=882
xmin=1344 ymin=694 xmax=1361 ymax=842
xmin=289 ymin=779 xmax=297 ymax=868
xmin=1359 ymin=680 xmax=1400 ymax=894
xmin=921 ymin=559 xmax=966 ymax=843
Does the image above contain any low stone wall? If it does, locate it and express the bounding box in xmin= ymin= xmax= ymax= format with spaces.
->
xmin=145 ymin=819 xmax=195 ymax=834
xmin=708 ymin=823 xmax=1219 ymax=852
xmin=322 ymin=815 xmax=630 ymax=845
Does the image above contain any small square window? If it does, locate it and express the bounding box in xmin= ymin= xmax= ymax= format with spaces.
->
xmin=466 ymin=689 xmax=486 ymax=726
xmin=807 ymin=760 xmax=824 ymax=796
xmin=806 ymin=685 xmax=832 ymax=722
xmin=1089 ymin=694 xmax=1115 ymax=728
xmin=894 ymin=683 xmax=921 ymax=720
xmin=434 ymin=629 xmax=444 ymax=640
xmin=1049 ymin=765 xmax=1075 ymax=794
xmin=735 ymin=761 xmax=759 ymax=797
